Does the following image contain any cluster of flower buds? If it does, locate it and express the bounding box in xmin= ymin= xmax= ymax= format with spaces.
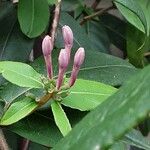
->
xmin=42 ymin=25 xmax=85 ymax=91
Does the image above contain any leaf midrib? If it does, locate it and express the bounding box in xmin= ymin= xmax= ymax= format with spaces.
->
xmin=71 ymin=91 xmax=111 ymax=96
xmin=2 ymin=69 xmax=43 ymax=87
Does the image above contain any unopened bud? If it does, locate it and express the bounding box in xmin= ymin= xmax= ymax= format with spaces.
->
xmin=56 ymin=49 xmax=69 ymax=90
xmin=42 ymin=35 xmax=53 ymax=56
xmin=62 ymin=25 xmax=73 ymax=60
xmin=69 ymin=47 xmax=85 ymax=87
xmin=42 ymin=35 xmax=53 ymax=79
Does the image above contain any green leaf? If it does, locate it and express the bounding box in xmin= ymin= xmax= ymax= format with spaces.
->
xmin=114 ymin=0 xmax=148 ymax=34
xmin=100 ymin=13 xmax=126 ymax=51
xmin=86 ymin=21 xmax=110 ymax=53
xmin=0 ymin=1 xmax=34 ymax=85
xmin=47 ymin=0 xmax=56 ymax=5
xmin=8 ymin=112 xmax=62 ymax=147
xmin=51 ymin=101 xmax=72 ymax=136
xmin=0 ymin=97 xmax=38 ymax=125
xmin=127 ymin=24 xmax=145 ymax=68
xmin=53 ymin=65 xmax=150 ymax=150
xmin=109 ymin=141 xmax=128 ymax=150
xmin=124 ymin=129 xmax=150 ymax=150
xmin=0 ymin=83 xmax=29 ymax=103
xmin=8 ymin=109 xmax=86 ymax=147
xmin=137 ymin=0 xmax=150 ymax=34
xmin=0 ymin=2 xmax=34 ymax=61
xmin=62 ymin=79 xmax=117 ymax=111
xmin=0 ymin=61 xmax=44 ymax=88
xmin=18 ymin=0 xmax=49 ymax=38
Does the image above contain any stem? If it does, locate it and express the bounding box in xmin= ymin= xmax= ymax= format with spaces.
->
xmin=37 ymin=92 xmax=54 ymax=107
xmin=91 ymin=0 xmax=102 ymax=10
xmin=0 ymin=128 xmax=9 ymax=150
xmin=80 ymin=5 xmax=115 ymax=25
xmin=19 ymin=138 xmax=30 ymax=150
xmin=49 ymin=0 xmax=61 ymax=46
xmin=144 ymin=52 xmax=150 ymax=57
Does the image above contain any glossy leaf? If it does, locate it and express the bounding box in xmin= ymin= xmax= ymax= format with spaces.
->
xmin=51 ymin=101 xmax=72 ymax=136
xmin=100 ymin=13 xmax=126 ymax=51
xmin=62 ymin=79 xmax=117 ymax=111
xmin=53 ymin=65 xmax=150 ymax=150
xmin=0 ymin=61 xmax=44 ymax=88
xmin=109 ymin=141 xmax=129 ymax=150
xmin=137 ymin=0 xmax=150 ymax=34
xmin=0 ymin=97 xmax=38 ymax=125
xmin=114 ymin=0 xmax=148 ymax=34
xmin=0 ymin=2 xmax=34 ymax=85
xmin=18 ymin=0 xmax=49 ymax=38
xmin=127 ymin=25 xmax=145 ymax=68
xmin=8 ymin=112 xmax=62 ymax=147
xmin=0 ymin=2 xmax=34 ymax=61
xmin=86 ymin=21 xmax=110 ymax=53
xmin=124 ymin=129 xmax=150 ymax=149
xmin=8 ymin=109 xmax=86 ymax=147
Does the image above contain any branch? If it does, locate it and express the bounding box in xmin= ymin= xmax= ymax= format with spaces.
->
xmin=0 ymin=128 xmax=9 ymax=150
xmin=19 ymin=138 xmax=30 ymax=150
xmin=80 ymin=5 xmax=115 ymax=25
xmin=49 ymin=0 xmax=61 ymax=47
xmin=91 ymin=0 xmax=102 ymax=10
xmin=144 ymin=52 xmax=150 ymax=57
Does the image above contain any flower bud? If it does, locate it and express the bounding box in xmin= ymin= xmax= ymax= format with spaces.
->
xmin=42 ymin=35 xmax=53 ymax=79
xmin=62 ymin=25 xmax=73 ymax=59
xmin=42 ymin=35 xmax=53 ymax=56
xmin=69 ymin=47 xmax=85 ymax=87
xmin=56 ymin=49 xmax=69 ymax=90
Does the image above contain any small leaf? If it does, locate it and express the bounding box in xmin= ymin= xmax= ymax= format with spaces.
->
xmin=62 ymin=79 xmax=117 ymax=111
xmin=51 ymin=101 xmax=71 ymax=136
xmin=0 ymin=61 xmax=44 ymax=88
xmin=114 ymin=0 xmax=148 ymax=34
xmin=0 ymin=97 xmax=38 ymax=125
xmin=18 ymin=0 xmax=49 ymax=38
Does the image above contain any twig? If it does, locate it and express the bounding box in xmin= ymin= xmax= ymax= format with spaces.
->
xmin=19 ymin=138 xmax=30 ymax=150
xmin=0 ymin=128 xmax=9 ymax=150
xmin=144 ymin=52 xmax=150 ymax=57
xmin=91 ymin=0 xmax=102 ymax=10
xmin=49 ymin=0 xmax=61 ymax=47
xmin=80 ymin=5 xmax=115 ymax=25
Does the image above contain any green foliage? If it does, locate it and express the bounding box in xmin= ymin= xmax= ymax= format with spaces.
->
xmin=0 ymin=0 xmax=150 ymax=149
xmin=51 ymin=101 xmax=72 ymax=136
xmin=8 ymin=113 xmax=62 ymax=147
xmin=0 ymin=2 xmax=34 ymax=61
xmin=0 ymin=61 xmax=44 ymax=88
xmin=114 ymin=0 xmax=148 ymax=34
xmin=124 ymin=129 xmax=150 ymax=149
xmin=18 ymin=0 xmax=49 ymax=38
xmin=53 ymin=65 xmax=150 ymax=150
xmin=62 ymin=79 xmax=117 ymax=111
xmin=0 ymin=97 xmax=38 ymax=125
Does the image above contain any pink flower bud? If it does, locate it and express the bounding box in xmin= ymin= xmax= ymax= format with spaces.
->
xmin=42 ymin=35 xmax=53 ymax=79
xmin=62 ymin=25 xmax=73 ymax=60
xmin=42 ymin=35 xmax=53 ymax=56
xmin=69 ymin=47 xmax=85 ymax=87
xmin=56 ymin=49 xmax=69 ymax=90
